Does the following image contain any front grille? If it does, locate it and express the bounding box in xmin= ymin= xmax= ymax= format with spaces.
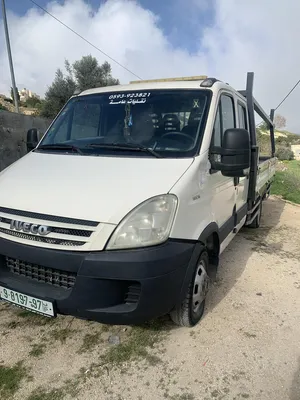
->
xmin=124 ymin=283 xmax=141 ymax=304
xmin=0 ymin=206 xmax=98 ymax=227
xmin=51 ymin=227 xmax=92 ymax=237
xmin=0 ymin=206 xmax=99 ymax=248
xmin=0 ymin=228 xmax=85 ymax=247
xmin=6 ymin=257 xmax=76 ymax=289
xmin=0 ymin=217 xmax=92 ymax=237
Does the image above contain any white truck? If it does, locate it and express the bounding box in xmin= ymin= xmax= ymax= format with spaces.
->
xmin=0 ymin=72 xmax=276 ymax=327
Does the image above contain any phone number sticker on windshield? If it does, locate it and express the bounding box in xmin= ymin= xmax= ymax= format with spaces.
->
xmin=109 ymin=92 xmax=151 ymax=105
xmin=109 ymin=93 xmax=151 ymax=100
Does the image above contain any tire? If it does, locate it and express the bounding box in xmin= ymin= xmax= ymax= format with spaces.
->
xmin=170 ymin=251 xmax=210 ymax=327
xmin=249 ymin=200 xmax=262 ymax=229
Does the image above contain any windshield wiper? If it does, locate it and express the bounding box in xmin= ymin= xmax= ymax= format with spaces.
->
xmin=36 ymin=144 xmax=83 ymax=155
xmin=86 ymin=143 xmax=161 ymax=158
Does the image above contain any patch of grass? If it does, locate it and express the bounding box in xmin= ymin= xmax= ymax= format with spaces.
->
xmin=16 ymin=310 xmax=53 ymax=326
xmin=0 ymin=362 xmax=28 ymax=397
xmin=27 ymin=387 xmax=64 ymax=400
xmin=50 ymin=328 xmax=74 ymax=344
xmin=101 ymin=324 xmax=110 ymax=332
xmin=78 ymin=332 xmax=104 ymax=353
xmin=27 ymin=378 xmax=80 ymax=400
xmin=100 ymin=319 xmax=168 ymax=365
xmin=6 ymin=321 xmax=19 ymax=329
xmin=29 ymin=343 xmax=45 ymax=357
xmin=272 ymin=160 xmax=300 ymax=204
xmin=144 ymin=353 xmax=162 ymax=366
xmin=62 ymin=378 xmax=81 ymax=397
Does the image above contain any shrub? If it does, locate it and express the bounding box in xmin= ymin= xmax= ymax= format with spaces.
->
xmin=25 ymin=96 xmax=42 ymax=108
xmin=275 ymin=146 xmax=294 ymax=161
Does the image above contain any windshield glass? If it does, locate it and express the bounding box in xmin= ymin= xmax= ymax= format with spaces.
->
xmin=39 ymin=89 xmax=211 ymax=158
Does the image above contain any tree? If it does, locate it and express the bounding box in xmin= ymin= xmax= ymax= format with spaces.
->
xmin=25 ymin=95 xmax=42 ymax=108
xmin=10 ymin=87 xmax=20 ymax=104
xmin=275 ymin=146 xmax=294 ymax=161
xmin=40 ymin=56 xmax=119 ymax=118
xmin=274 ymin=114 xmax=286 ymax=130
xmin=258 ymin=114 xmax=287 ymax=131
xmin=72 ymin=56 xmax=119 ymax=91
xmin=40 ymin=68 xmax=76 ymax=118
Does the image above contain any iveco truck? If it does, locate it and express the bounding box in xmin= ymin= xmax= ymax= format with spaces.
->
xmin=0 ymin=72 xmax=276 ymax=327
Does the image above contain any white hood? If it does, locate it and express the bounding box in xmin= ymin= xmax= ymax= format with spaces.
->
xmin=0 ymin=152 xmax=193 ymax=224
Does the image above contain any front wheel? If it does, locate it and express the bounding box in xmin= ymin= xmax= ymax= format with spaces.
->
xmin=170 ymin=251 xmax=210 ymax=327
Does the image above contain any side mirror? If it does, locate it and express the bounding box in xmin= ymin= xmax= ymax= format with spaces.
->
xmin=210 ymin=128 xmax=251 ymax=177
xmin=26 ymin=128 xmax=43 ymax=153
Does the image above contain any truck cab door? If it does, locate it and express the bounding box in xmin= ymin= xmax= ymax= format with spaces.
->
xmin=209 ymin=93 xmax=237 ymax=243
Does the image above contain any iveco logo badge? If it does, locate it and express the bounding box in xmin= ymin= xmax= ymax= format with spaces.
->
xmin=10 ymin=220 xmax=51 ymax=236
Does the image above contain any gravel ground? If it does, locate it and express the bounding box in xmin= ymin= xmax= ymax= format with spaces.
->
xmin=0 ymin=196 xmax=299 ymax=400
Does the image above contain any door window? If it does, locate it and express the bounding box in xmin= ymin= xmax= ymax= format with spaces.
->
xmin=212 ymin=94 xmax=235 ymax=146
xmin=221 ymin=95 xmax=235 ymax=133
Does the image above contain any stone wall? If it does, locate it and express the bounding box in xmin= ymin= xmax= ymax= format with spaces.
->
xmin=0 ymin=110 xmax=52 ymax=172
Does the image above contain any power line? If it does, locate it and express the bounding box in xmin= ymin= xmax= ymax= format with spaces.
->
xmin=28 ymin=0 xmax=143 ymax=81
xmin=256 ymin=78 xmax=300 ymax=127
xmin=274 ymin=79 xmax=300 ymax=111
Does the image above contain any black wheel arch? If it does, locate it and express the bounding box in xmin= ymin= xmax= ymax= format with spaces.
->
xmin=176 ymin=223 xmax=220 ymax=309
xmin=199 ymin=222 xmax=220 ymax=266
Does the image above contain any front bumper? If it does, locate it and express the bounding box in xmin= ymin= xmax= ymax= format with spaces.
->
xmin=0 ymin=237 xmax=196 ymax=324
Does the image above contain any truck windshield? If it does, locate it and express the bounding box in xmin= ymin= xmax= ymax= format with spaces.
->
xmin=39 ymin=89 xmax=211 ymax=158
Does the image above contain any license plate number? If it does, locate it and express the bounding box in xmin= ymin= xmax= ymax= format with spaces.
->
xmin=0 ymin=286 xmax=54 ymax=317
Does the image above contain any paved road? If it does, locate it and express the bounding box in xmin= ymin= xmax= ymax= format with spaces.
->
xmin=1 ymin=196 xmax=299 ymax=400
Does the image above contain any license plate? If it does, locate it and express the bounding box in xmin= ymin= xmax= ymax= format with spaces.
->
xmin=0 ymin=286 xmax=55 ymax=317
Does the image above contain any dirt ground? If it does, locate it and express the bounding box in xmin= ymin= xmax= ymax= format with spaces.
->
xmin=1 ymin=196 xmax=300 ymax=400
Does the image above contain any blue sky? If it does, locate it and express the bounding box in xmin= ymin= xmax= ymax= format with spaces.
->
xmin=6 ymin=0 xmax=214 ymax=52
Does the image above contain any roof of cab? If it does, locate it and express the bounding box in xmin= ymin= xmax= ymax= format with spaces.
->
xmin=79 ymin=77 xmax=240 ymax=97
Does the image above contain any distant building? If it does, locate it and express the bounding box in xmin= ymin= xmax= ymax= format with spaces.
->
xmin=18 ymin=88 xmax=40 ymax=102
xmin=291 ymin=144 xmax=300 ymax=160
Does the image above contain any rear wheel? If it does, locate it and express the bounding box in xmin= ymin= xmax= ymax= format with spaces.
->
xmin=170 ymin=251 xmax=210 ymax=327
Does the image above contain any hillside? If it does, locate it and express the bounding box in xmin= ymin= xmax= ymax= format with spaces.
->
xmin=260 ymin=129 xmax=300 ymax=140
xmin=0 ymin=95 xmax=37 ymax=116
xmin=257 ymin=127 xmax=300 ymax=158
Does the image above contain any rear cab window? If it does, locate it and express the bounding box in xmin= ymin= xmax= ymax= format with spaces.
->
xmin=237 ymin=102 xmax=248 ymax=130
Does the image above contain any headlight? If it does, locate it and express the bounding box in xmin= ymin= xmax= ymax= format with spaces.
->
xmin=106 ymin=195 xmax=178 ymax=250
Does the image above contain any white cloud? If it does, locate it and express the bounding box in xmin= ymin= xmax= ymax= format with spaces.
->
xmin=202 ymin=0 xmax=300 ymax=132
xmin=0 ymin=0 xmax=299 ymax=132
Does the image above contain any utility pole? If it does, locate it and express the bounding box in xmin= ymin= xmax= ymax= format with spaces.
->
xmin=1 ymin=0 xmax=19 ymax=113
